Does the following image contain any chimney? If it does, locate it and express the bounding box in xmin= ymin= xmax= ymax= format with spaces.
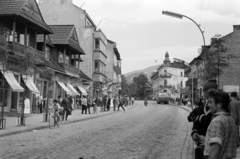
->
xmin=233 ymin=25 xmax=240 ymax=32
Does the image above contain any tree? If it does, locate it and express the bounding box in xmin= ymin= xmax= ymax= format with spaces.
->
xmin=0 ymin=37 xmax=40 ymax=125
xmin=121 ymin=75 xmax=129 ymax=96
xmin=205 ymin=38 xmax=237 ymax=82
xmin=133 ymin=74 xmax=149 ymax=99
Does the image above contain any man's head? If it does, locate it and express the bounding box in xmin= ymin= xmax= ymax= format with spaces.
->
xmin=230 ymin=92 xmax=238 ymax=99
xmin=207 ymin=89 xmax=230 ymax=113
xmin=203 ymin=79 xmax=218 ymax=99
xmin=58 ymin=95 xmax=61 ymax=99
xmin=53 ymin=99 xmax=58 ymax=104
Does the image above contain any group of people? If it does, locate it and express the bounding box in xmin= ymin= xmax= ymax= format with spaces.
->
xmin=79 ymin=95 xmax=135 ymax=114
xmin=36 ymin=94 xmax=74 ymax=121
xmin=188 ymin=79 xmax=240 ymax=159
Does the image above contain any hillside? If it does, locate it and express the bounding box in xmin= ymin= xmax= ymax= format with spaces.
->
xmin=124 ymin=65 xmax=159 ymax=83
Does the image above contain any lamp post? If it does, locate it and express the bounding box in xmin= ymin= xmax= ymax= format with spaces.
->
xmin=162 ymin=11 xmax=206 ymax=83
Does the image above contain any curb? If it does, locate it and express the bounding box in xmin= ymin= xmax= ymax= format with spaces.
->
xmin=0 ymin=104 xmax=138 ymax=138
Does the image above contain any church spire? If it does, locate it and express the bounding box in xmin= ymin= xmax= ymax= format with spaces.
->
xmin=163 ymin=52 xmax=170 ymax=65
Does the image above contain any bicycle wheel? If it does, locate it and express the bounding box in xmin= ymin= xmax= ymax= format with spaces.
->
xmin=49 ymin=115 xmax=55 ymax=129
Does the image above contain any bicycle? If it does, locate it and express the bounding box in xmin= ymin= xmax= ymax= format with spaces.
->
xmin=49 ymin=111 xmax=62 ymax=129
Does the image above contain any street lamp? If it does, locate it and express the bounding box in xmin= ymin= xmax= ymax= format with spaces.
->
xmin=162 ymin=11 xmax=206 ymax=83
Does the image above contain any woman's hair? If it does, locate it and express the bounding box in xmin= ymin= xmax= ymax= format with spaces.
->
xmin=207 ymin=89 xmax=230 ymax=112
xmin=53 ymin=99 xmax=58 ymax=103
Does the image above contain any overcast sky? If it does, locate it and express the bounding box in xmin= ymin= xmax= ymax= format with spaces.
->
xmin=72 ymin=0 xmax=240 ymax=74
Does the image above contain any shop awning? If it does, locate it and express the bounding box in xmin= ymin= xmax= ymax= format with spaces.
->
xmin=77 ymin=86 xmax=88 ymax=95
xmin=67 ymin=84 xmax=80 ymax=96
xmin=22 ymin=75 xmax=40 ymax=94
xmin=57 ymin=82 xmax=72 ymax=95
xmin=2 ymin=71 xmax=24 ymax=92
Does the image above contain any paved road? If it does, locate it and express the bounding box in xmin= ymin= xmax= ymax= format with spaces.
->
xmin=0 ymin=101 xmax=193 ymax=159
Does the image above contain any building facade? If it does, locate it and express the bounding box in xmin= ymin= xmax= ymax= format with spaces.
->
xmin=38 ymin=0 xmax=95 ymax=95
xmin=151 ymin=52 xmax=188 ymax=99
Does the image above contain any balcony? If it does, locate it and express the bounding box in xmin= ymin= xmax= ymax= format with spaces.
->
xmin=160 ymin=74 xmax=172 ymax=78
xmin=58 ymin=63 xmax=79 ymax=78
xmin=93 ymin=73 xmax=106 ymax=82
xmin=8 ymin=42 xmax=45 ymax=59
xmin=113 ymin=63 xmax=121 ymax=75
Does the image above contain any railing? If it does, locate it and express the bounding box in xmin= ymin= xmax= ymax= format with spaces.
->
xmin=58 ymin=63 xmax=79 ymax=77
xmin=160 ymin=74 xmax=172 ymax=78
xmin=8 ymin=42 xmax=45 ymax=59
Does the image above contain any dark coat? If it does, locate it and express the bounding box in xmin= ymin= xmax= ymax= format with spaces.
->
xmin=229 ymin=98 xmax=240 ymax=125
xmin=61 ymin=98 xmax=69 ymax=110
xmin=188 ymin=102 xmax=212 ymax=137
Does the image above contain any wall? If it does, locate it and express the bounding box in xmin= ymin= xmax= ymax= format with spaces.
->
xmin=106 ymin=41 xmax=115 ymax=80
xmin=38 ymin=0 xmax=94 ymax=79
xmin=217 ymin=25 xmax=240 ymax=92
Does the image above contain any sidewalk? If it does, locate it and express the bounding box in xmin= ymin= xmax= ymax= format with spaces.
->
xmin=0 ymin=106 xmax=131 ymax=137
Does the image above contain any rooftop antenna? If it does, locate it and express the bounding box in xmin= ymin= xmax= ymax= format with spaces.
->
xmin=96 ymin=19 xmax=102 ymax=29
xmin=80 ymin=2 xmax=85 ymax=8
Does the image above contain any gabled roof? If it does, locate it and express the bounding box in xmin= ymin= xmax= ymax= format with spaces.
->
xmin=79 ymin=70 xmax=92 ymax=81
xmin=37 ymin=34 xmax=54 ymax=47
xmin=48 ymin=25 xmax=85 ymax=55
xmin=0 ymin=0 xmax=52 ymax=34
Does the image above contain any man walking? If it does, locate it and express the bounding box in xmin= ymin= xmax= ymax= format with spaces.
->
xmin=187 ymin=79 xmax=217 ymax=159
xmin=87 ymin=95 xmax=91 ymax=114
xmin=81 ymin=95 xmax=87 ymax=114
xmin=118 ymin=96 xmax=125 ymax=112
xmin=113 ymin=96 xmax=117 ymax=111
xmin=229 ymin=91 xmax=240 ymax=146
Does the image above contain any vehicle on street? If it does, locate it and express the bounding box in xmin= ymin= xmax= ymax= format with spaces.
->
xmin=157 ymin=93 xmax=169 ymax=104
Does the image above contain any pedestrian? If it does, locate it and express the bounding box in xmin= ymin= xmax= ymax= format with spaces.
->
xmin=36 ymin=93 xmax=43 ymax=113
xmin=131 ymin=97 xmax=134 ymax=105
xmin=229 ymin=91 xmax=240 ymax=146
xmin=68 ymin=95 xmax=73 ymax=115
xmin=113 ymin=96 xmax=117 ymax=111
xmin=81 ymin=95 xmax=87 ymax=114
xmin=204 ymin=89 xmax=238 ymax=159
xmin=87 ymin=95 xmax=91 ymax=114
xmin=107 ymin=96 xmax=111 ymax=111
xmin=24 ymin=96 xmax=30 ymax=116
xmin=118 ymin=96 xmax=125 ymax=112
xmin=61 ymin=95 xmax=70 ymax=121
xmin=187 ymin=79 xmax=218 ymax=159
xmin=93 ymin=97 xmax=98 ymax=114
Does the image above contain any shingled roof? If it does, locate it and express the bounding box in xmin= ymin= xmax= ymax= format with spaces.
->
xmin=48 ymin=25 xmax=85 ymax=55
xmin=79 ymin=70 xmax=92 ymax=81
xmin=0 ymin=0 xmax=52 ymax=34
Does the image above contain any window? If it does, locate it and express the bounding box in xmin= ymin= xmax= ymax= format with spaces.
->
xmin=181 ymin=81 xmax=183 ymax=87
xmin=45 ymin=46 xmax=50 ymax=60
xmin=181 ymin=72 xmax=183 ymax=76
xmin=164 ymin=90 xmax=167 ymax=93
xmin=95 ymin=61 xmax=99 ymax=72
xmin=95 ymin=39 xmax=100 ymax=50
xmin=58 ymin=52 xmax=63 ymax=63
xmin=3 ymin=27 xmax=11 ymax=41
xmin=164 ymin=70 xmax=167 ymax=75
xmin=65 ymin=55 xmax=69 ymax=64
xmin=164 ymin=80 xmax=167 ymax=86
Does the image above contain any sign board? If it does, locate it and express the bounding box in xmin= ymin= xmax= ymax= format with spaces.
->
xmin=223 ymin=85 xmax=239 ymax=93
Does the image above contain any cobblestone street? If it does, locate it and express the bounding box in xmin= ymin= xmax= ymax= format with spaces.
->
xmin=0 ymin=101 xmax=193 ymax=159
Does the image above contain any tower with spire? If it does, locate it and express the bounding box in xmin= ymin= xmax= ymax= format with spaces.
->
xmin=163 ymin=52 xmax=171 ymax=66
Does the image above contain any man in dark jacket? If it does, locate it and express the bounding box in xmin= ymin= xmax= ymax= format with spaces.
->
xmin=187 ymin=79 xmax=217 ymax=159
xmin=61 ymin=95 xmax=70 ymax=121
xmin=107 ymin=96 xmax=111 ymax=111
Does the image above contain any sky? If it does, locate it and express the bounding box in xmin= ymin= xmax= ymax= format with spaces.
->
xmin=72 ymin=0 xmax=240 ymax=74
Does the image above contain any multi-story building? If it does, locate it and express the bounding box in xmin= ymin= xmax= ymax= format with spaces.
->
xmin=0 ymin=0 xmax=52 ymax=113
xmin=106 ymin=39 xmax=122 ymax=96
xmin=151 ymin=52 xmax=188 ymax=99
xmin=39 ymin=0 xmax=95 ymax=95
